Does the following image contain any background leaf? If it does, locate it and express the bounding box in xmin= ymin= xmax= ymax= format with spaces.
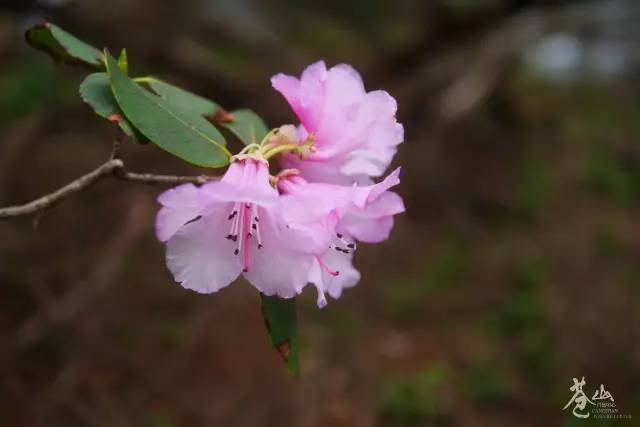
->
xmin=25 ymin=23 xmax=103 ymax=69
xmin=144 ymin=78 xmax=219 ymax=115
xmin=144 ymin=78 xmax=269 ymax=146
xmin=260 ymin=294 xmax=300 ymax=378
xmin=105 ymin=53 xmax=230 ymax=167
xmin=223 ymin=109 xmax=269 ymax=146
xmin=79 ymin=73 xmax=136 ymax=138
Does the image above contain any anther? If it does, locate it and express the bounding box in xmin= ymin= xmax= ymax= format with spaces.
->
xmin=317 ymin=256 xmax=340 ymax=277
xmin=184 ymin=215 xmax=202 ymax=226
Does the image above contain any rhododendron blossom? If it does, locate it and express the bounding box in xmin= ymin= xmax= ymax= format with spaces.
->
xmin=157 ymin=155 xmax=330 ymax=298
xmin=155 ymin=60 xmax=405 ymax=309
xmin=277 ymin=168 xmax=405 ymax=306
xmin=271 ymin=61 xmax=404 ymax=184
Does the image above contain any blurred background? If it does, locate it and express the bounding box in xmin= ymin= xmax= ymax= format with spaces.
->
xmin=1 ymin=0 xmax=639 ymax=426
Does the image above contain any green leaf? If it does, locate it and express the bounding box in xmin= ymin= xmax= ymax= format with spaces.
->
xmin=141 ymin=77 xmax=269 ymax=146
xmin=117 ymin=49 xmax=129 ymax=74
xmin=79 ymin=73 xmax=135 ymax=137
xmin=223 ymin=109 xmax=269 ymax=146
xmin=260 ymin=294 xmax=300 ymax=378
xmin=142 ymin=77 xmax=219 ymax=115
xmin=25 ymin=23 xmax=103 ymax=69
xmin=105 ymin=52 xmax=231 ymax=167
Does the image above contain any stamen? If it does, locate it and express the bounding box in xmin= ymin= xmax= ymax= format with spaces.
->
xmin=330 ymin=244 xmax=351 ymax=254
xmin=227 ymin=203 xmax=241 ymax=243
xmin=316 ymin=256 xmax=339 ymax=277
xmin=184 ymin=215 xmax=202 ymax=226
xmin=333 ymin=233 xmax=357 ymax=254
xmin=252 ymin=204 xmax=263 ymax=249
xmin=336 ymin=232 xmax=357 ymax=249
xmin=228 ymin=201 xmax=264 ymax=262
xmin=242 ymin=203 xmax=252 ymax=271
xmin=237 ymin=202 xmax=246 ymax=255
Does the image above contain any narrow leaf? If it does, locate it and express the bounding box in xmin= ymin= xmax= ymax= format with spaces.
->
xmin=143 ymin=78 xmax=219 ymax=115
xmin=260 ymin=294 xmax=300 ymax=378
xmin=25 ymin=23 xmax=103 ymax=69
xmin=223 ymin=109 xmax=269 ymax=146
xmin=143 ymin=78 xmax=269 ymax=146
xmin=105 ymin=52 xmax=231 ymax=167
xmin=79 ymin=73 xmax=136 ymax=137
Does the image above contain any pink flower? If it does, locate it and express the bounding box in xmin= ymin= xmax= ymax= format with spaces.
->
xmin=271 ymin=61 xmax=404 ymax=185
xmin=156 ymin=155 xmax=329 ymax=298
xmin=277 ymin=168 xmax=405 ymax=307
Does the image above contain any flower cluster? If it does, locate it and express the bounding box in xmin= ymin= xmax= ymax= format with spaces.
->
xmin=155 ymin=61 xmax=404 ymax=307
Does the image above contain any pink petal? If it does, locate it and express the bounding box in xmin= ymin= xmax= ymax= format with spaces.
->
xmin=272 ymin=62 xmax=403 ymax=183
xmin=165 ymin=206 xmax=242 ymax=293
xmin=271 ymin=74 xmax=302 ymax=119
xmin=298 ymin=60 xmax=327 ymax=130
xmin=155 ymin=184 xmax=202 ymax=242
xmin=322 ymin=63 xmax=365 ymax=116
xmin=340 ymin=214 xmax=394 ymax=243
xmin=242 ymin=210 xmax=316 ymax=298
xmin=201 ymin=159 xmax=278 ymax=208
xmin=309 ymin=250 xmax=361 ymax=308
xmin=280 ymin=154 xmax=356 ymax=185
xmin=352 ymin=167 xmax=402 ymax=207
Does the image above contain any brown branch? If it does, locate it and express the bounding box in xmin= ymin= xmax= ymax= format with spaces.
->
xmin=0 ymin=155 xmax=218 ymax=220
xmin=0 ymin=159 xmax=123 ymax=219
xmin=115 ymin=170 xmax=214 ymax=185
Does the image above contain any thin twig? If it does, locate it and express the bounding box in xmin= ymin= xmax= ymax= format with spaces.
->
xmin=0 ymin=155 xmax=218 ymax=220
xmin=0 ymin=159 xmax=123 ymax=219
xmin=115 ymin=170 xmax=214 ymax=185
